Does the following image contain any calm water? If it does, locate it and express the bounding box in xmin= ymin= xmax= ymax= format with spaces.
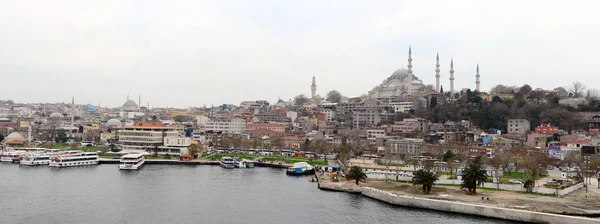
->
xmin=0 ymin=163 xmax=517 ymax=224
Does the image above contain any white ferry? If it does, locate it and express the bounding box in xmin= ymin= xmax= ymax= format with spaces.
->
xmin=49 ymin=152 xmax=99 ymax=167
xmin=219 ymin=156 xmax=235 ymax=169
xmin=20 ymin=153 xmax=51 ymax=166
xmin=119 ymin=154 xmax=145 ymax=170
xmin=0 ymin=150 xmax=26 ymax=162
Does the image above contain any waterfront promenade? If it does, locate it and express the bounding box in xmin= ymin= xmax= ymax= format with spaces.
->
xmin=316 ymin=178 xmax=600 ymax=223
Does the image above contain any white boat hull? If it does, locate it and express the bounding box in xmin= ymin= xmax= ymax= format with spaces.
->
xmin=20 ymin=160 xmax=50 ymax=166
xmin=119 ymin=160 xmax=145 ymax=170
xmin=49 ymin=159 xmax=99 ymax=167
xmin=0 ymin=157 xmax=14 ymax=162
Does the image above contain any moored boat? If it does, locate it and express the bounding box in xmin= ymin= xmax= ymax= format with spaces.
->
xmin=119 ymin=154 xmax=145 ymax=170
xmin=234 ymin=159 xmax=247 ymax=169
xmin=49 ymin=152 xmax=99 ymax=167
xmin=20 ymin=153 xmax=51 ymax=166
xmin=286 ymin=162 xmax=315 ymax=176
xmin=219 ymin=157 xmax=235 ymax=169
xmin=0 ymin=150 xmax=26 ymax=162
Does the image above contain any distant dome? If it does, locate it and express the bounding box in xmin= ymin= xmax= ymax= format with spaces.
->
xmin=87 ymin=106 xmax=95 ymax=112
xmin=123 ymin=100 xmax=138 ymax=111
xmin=6 ymin=132 xmax=23 ymax=139
xmin=105 ymin=119 xmax=122 ymax=128
xmin=50 ymin=112 xmax=64 ymax=119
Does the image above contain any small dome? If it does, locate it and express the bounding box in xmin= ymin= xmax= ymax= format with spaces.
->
xmin=87 ymin=106 xmax=95 ymax=112
xmin=50 ymin=112 xmax=64 ymax=118
xmin=6 ymin=132 xmax=24 ymax=139
xmin=105 ymin=119 xmax=123 ymax=127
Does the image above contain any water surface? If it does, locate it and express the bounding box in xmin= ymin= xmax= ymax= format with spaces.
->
xmin=0 ymin=163 xmax=517 ymax=224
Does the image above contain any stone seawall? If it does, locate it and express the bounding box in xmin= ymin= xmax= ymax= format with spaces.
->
xmin=361 ymin=187 xmax=600 ymax=224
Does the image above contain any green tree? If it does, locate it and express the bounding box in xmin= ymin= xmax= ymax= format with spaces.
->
xmin=461 ymin=156 xmax=488 ymax=194
xmin=412 ymin=169 xmax=439 ymax=194
xmin=326 ymin=90 xmax=343 ymax=103
xmin=188 ymin=144 xmax=202 ymax=159
xmin=219 ymin=137 xmax=232 ymax=148
xmin=271 ymin=137 xmax=282 ymax=150
xmin=442 ymin=150 xmax=455 ymax=162
xmin=346 ymin=166 xmax=367 ymax=185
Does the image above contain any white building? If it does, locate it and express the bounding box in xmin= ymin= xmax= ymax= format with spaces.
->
xmin=195 ymin=115 xmax=210 ymax=128
xmin=367 ymin=129 xmax=386 ymax=140
xmin=391 ymin=118 xmax=430 ymax=133
xmin=118 ymin=122 xmax=179 ymax=152
xmin=322 ymin=109 xmax=336 ymax=122
xmin=386 ymin=138 xmax=424 ymax=156
xmin=156 ymin=136 xmax=192 ymax=156
xmin=507 ymin=119 xmax=530 ymax=134
xmin=205 ymin=118 xmax=246 ymax=134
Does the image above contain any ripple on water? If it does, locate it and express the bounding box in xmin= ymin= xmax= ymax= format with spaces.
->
xmin=0 ymin=163 xmax=517 ymax=224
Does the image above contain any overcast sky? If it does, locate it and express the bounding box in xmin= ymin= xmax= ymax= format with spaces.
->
xmin=1 ymin=0 xmax=598 ymax=108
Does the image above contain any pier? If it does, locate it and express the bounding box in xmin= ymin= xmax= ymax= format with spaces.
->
xmin=99 ymin=159 xmax=291 ymax=168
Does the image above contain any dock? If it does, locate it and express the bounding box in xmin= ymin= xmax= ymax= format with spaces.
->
xmin=99 ymin=159 xmax=291 ymax=168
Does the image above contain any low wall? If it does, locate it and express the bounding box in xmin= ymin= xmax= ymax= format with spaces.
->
xmin=362 ymin=187 xmax=599 ymax=224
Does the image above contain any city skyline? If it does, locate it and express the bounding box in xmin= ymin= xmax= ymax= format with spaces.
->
xmin=1 ymin=0 xmax=599 ymax=107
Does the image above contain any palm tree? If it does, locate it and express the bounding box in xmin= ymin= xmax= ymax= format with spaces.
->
xmin=461 ymin=156 xmax=488 ymax=194
xmin=346 ymin=166 xmax=367 ymax=185
xmin=412 ymin=169 xmax=439 ymax=194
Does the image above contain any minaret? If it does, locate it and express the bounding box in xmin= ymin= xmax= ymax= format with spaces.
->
xmin=311 ymin=75 xmax=317 ymax=99
xmin=138 ymin=95 xmax=141 ymax=110
xmin=407 ymin=46 xmax=413 ymax=96
xmin=449 ymin=59 xmax=455 ymax=99
xmin=475 ymin=64 xmax=481 ymax=92
xmin=435 ymin=53 xmax=440 ymax=93
xmin=71 ymin=96 xmax=75 ymax=125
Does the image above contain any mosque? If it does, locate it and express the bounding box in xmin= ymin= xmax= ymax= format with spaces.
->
xmin=119 ymin=95 xmax=146 ymax=119
xmin=367 ymin=47 xmax=482 ymax=100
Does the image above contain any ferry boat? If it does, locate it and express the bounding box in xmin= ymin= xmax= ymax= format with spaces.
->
xmin=49 ymin=152 xmax=99 ymax=167
xmin=0 ymin=150 xmax=26 ymax=162
xmin=119 ymin=154 xmax=145 ymax=170
xmin=219 ymin=156 xmax=235 ymax=169
xmin=286 ymin=162 xmax=315 ymax=176
xmin=20 ymin=153 xmax=51 ymax=166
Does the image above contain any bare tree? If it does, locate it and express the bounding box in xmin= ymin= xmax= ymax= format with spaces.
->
xmin=569 ymin=81 xmax=586 ymax=98
xmin=486 ymin=155 xmax=507 ymax=189
xmin=586 ymin=88 xmax=600 ymax=100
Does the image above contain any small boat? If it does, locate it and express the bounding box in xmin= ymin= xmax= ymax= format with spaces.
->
xmin=219 ymin=157 xmax=235 ymax=169
xmin=244 ymin=160 xmax=255 ymax=168
xmin=286 ymin=162 xmax=315 ymax=176
xmin=234 ymin=159 xmax=246 ymax=169
xmin=119 ymin=154 xmax=145 ymax=170
xmin=20 ymin=153 xmax=51 ymax=166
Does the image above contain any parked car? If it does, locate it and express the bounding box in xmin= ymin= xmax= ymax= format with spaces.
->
xmin=508 ymin=179 xmax=524 ymax=184
xmin=544 ymin=181 xmax=559 ymax=187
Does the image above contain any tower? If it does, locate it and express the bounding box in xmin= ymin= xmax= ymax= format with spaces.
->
xmin=435 ymin=53 xmax=440 ymax=93
xmin=71 ymin=96 xmax=75 ymax=125
xmin=407 ymin=46 xmax=413 ymax=96
xmin=449 ymin=59 xmax=455 ymax=99
xmin=138 ymin=95 xmax=141 ymax=110
xmin=311 ymin=75 xmax=317 ymax=99
xmin=475 ymin=64 xmax=481 ymax=92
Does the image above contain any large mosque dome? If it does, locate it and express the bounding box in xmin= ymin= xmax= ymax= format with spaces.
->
xmin=49 ymin=112 xmax=64 ymax=119
xmin=105 ymin=118 xmax=123 ymax=128
xmin=123 ymin=100 xmax=138 ymax=112
xmin=6 ymin=132 xmax=23 ymax=139
xmin=368 ymin=68 xmax=425 ymax=99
